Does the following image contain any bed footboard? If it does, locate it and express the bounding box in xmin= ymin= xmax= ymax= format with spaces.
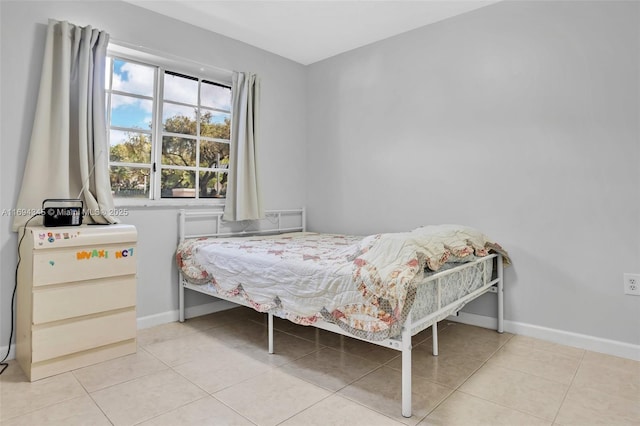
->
xmin=178 ymin=208 xmax=305 ymax=322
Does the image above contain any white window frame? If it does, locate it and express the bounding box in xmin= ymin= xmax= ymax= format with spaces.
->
xmin=106 ymin=42 xmax=234 ymax=207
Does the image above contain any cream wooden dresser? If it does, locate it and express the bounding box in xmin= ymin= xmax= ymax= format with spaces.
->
xmin=16 ymin=224 xmax=137 ymax=381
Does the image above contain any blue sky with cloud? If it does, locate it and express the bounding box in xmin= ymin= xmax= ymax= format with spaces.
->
xmin=108 ymin=57 xmax=232 ymax=147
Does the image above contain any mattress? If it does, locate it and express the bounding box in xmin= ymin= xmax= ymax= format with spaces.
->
xmin=177 ymin=227 xmax=508 ymax=341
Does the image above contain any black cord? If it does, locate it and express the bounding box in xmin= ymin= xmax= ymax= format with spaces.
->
xmin=0 ymin=213 xmax=42 ymax=375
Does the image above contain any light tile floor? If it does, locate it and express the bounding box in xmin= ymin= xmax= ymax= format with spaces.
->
xmin=1 ymin=307 xmax=639 ymax=426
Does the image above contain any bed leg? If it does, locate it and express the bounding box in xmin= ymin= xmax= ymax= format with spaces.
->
xmin=432 ymin=322 xmax=439 ymax=356
xmin=268 ymin=313 xmax=274 ymax=354
xmin=401 ymin=321 xmax=412 ymax=418
xmin=497 ymin=255 xmax=504 ymax=334
xmin=179 ymin=274 xmax=185 ymax=323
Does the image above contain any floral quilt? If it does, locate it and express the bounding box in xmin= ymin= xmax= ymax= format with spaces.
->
xmin=176 ymin=226 xmax=509 ymax=341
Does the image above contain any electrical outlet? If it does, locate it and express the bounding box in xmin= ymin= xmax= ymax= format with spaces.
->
xmin=624 ymin=273 xmax=640 ymax=296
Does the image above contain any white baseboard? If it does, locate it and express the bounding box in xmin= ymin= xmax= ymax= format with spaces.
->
xmin=136 ymin=299 xmax=237 ymax=329
xmin=447 ymin=312 xmax=640 ymax=361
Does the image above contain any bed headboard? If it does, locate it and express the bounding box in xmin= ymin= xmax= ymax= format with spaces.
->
xmin=178 ymin=208 xmax=306 ymax=243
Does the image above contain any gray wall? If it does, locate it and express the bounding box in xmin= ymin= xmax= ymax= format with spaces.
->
xmin=0 ymin=1 xmax=307 ymax=346
xmin=306 ymin=0 xmax=640 ymax=345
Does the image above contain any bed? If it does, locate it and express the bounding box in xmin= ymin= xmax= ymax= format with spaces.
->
xmin=176 ymin=208 xmax=509 ymax=418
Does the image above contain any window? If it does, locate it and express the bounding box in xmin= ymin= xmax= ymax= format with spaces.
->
xmin=105 ymin=47 xmax=232 ymax=202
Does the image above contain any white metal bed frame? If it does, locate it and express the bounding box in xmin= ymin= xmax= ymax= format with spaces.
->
xmin=177 ymin=208 xmax=504 ymax=418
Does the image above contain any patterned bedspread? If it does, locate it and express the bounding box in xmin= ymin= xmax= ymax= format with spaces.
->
xmin=176 ymin=226 xmax=509 ymax=341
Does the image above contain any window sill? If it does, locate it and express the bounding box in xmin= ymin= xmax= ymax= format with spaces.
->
xmin=113 ymin=198 xmax=225 ymax=209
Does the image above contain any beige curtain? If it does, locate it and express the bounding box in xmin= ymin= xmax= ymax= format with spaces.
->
xmin=12 ymin=19 xmax=117 ymax=231
xmin=223 ymin=72 xmax=264 ymax=221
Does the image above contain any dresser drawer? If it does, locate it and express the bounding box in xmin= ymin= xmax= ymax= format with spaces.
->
xmin=32 ymin=277 xmax=136 ymax=324
xmin=32 ymin=309 xmax=136 ymax=362
xmin=32 ymin=244 xmax=136 ymax=286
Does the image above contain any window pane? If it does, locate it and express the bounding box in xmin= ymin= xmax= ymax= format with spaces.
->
xmin=162 ymin=136 xmax=195 ymax=166
xmin=112 ymin=59 xmax=154 ymax=97
xmin=110 ymin=166 xmax=150 ymax=198
xmin=201 ymin=81 xmax=231 ymax=111
xmin=200 ymin=110 xmax=230 ymax=139
xmin=199 ymin=141 xmax=229 ymax=168
xmin=110 ymin=130 xmax=151 ymax=163
xmin=200 ymin=171 xmax=227 ymax=198
xmin=163 ymin=103 xmax=197 ymax=135
xmin=164 ymin=72 xmax=198 ymax=105
xmin=110 ymin=94 xmax=153 ymax=130
xmin=161 ymin=169 xmax=195 ymax=198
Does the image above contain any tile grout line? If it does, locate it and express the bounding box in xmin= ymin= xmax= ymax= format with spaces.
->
xmin=209 ymin=393 xmax=261 ymax=426
xmin=419 ymin=332 xmax=495 ymax=423
xmin=78 ymin=344 xmax=211 ymax=425
xmin=275 ymin=352 xmax=385 ymax=394
xmin=435 ymin=332 xmax=542 ymax=415
xmin=317 ymin=365 xmax=404 ymax=419
xmin=70 ymin=369 xmax=115 ymax=426
xmin=272 ymin=392 xmax=336 ymax=426
xmin=0 ymin=366 xmax=108 ymax=425
xmin=550 ymin=348 xmax=586 ymax=425
xmin=206 ymin=365 xmax=333 ymax=426
xmin=450 ymin=332 xmax=563 ymax=424
xmin=78 ymin=346 xmax=172 ymax=395
xmin=479 ymin=343 xmax=582 ymax=387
